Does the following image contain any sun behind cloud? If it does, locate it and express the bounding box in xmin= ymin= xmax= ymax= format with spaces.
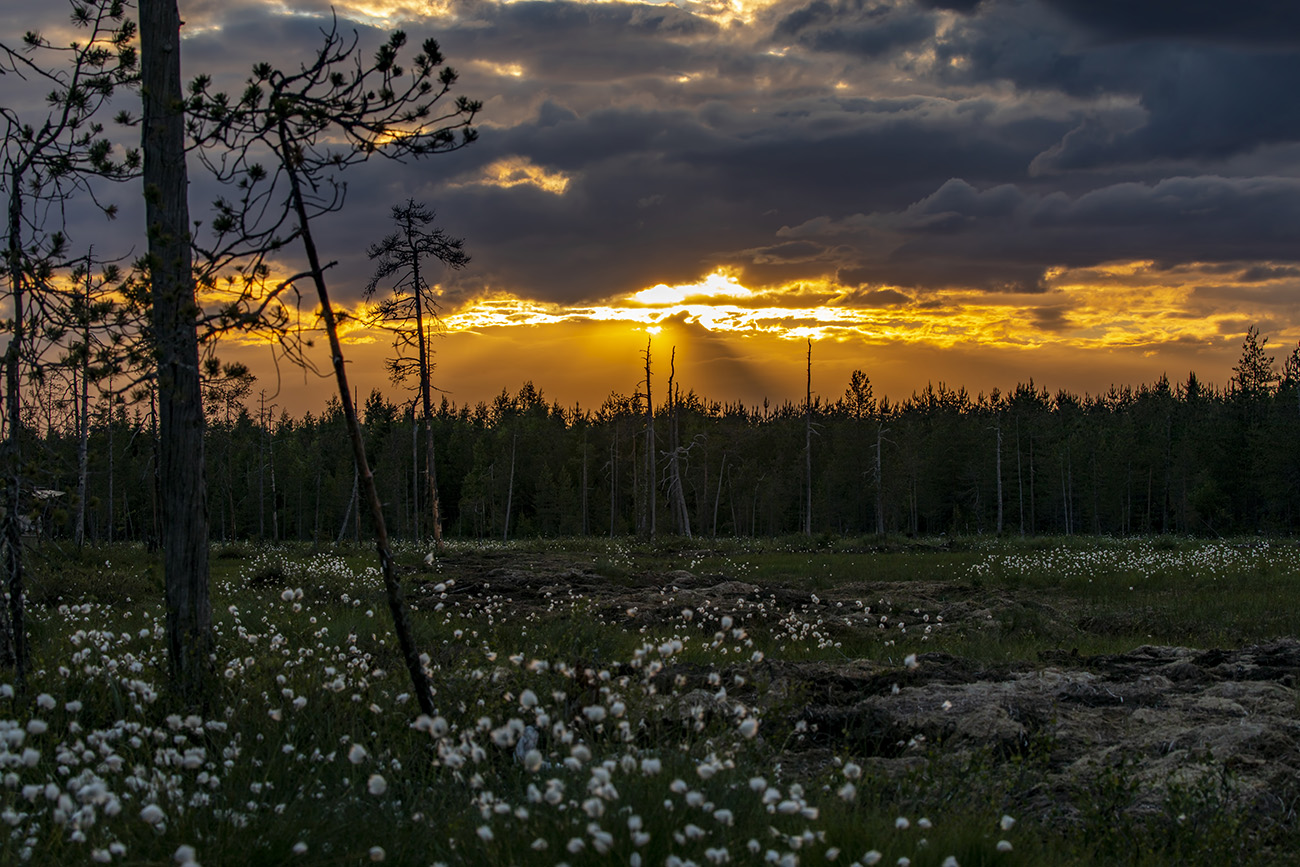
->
xmin=629 ymin=269 xmax=753 ymax=305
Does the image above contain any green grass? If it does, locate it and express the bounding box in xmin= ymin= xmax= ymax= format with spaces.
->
xmin=2 ymin=535 xmax=1298 ymax=865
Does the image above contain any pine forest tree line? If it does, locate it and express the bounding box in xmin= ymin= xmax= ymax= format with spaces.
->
xmin=11 ymin=326 xmax=1300 ymax=543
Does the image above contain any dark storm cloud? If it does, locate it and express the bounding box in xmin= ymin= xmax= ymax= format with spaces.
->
xmin=1030 ymin=306 xmax=1072 ymax=332
xmin=746 ymin=240 xmax=830 ymax=263
xmin=781 ymin=175 xmax=1300 ymax=291
xmin=1031 ymin=50 xmax=1300 ymax=171
xmin=5 ymin=0 xmax=1300 ymax=313
xmin=772 ymin=0 xmax=935 ymax=57
xmin=912 ymin=0 xmax=983 ymax=11
xmin=406 ymin=89 xmax=1071 ymax=302
xmin=439 ymin=0 xmax=720 ymax=83
xmin=1041 ymin=0 xmax=1300 ymax=46
xmin=836 ymin=286 xmax=912 ymax=306
xmin=934 ymin=0 xmax=1300 ymax=169
xmin=1238 ymin=264 xmax=1300 ymax=283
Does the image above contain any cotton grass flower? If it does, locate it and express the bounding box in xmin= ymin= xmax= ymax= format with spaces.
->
xmin=369 ymin=846 xmax=385 ymax=861
xmin=996 ymin=840 xmax=1013 ymax=853
xmin=367 ymin=774 xmax=388 ymax=795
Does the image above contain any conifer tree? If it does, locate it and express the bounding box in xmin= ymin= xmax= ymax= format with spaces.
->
xmin=1 ymin=0 xmax=138 ymax=684
xmin=366 ymin=200 xmax=469 ymax=552
xmin=187 ymin=18 xmax=479 ymax=714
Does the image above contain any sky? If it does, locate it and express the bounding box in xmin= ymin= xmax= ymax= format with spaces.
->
xmin=5 ymin=0 xmax=1300 ymax=415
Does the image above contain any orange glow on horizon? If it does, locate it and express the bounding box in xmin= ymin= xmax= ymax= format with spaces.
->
xmin=207 ymin=259 xmax=1298 ymax=418
xmin=208 ymin=260 xmax=1297 ymax=367
xmin=426 ymin=262 xmax=1277 ymax=353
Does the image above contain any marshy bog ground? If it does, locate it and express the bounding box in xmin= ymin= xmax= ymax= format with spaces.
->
xmin=423 ymin=542 xmax=1300 ymax=842
xmin=9 ymin=536 xmax=1300 ymax=866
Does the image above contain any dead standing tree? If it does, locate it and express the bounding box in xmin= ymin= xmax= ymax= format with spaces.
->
xmin=641 ymin=338 xmax=655 ymax=538
xmin=665 ymin=347 xmax=690 ymax=537
xmin=187 ymin=19 xmax=479 ymax=716
xmin=804 ymin=339 xmax=813 ymax=536
xmin=365 ymin=200 xmax=469 ymax=553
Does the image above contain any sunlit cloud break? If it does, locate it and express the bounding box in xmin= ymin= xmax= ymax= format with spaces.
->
xmin=438 ymin=263 xmax=1284 ymax=351
xmin=457 ymin=156 xmax=572 ymax=195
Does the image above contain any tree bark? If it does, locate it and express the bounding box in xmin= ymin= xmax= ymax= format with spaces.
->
xmin=712 ymin=453 xmax=726 ymax=538
xmin=804 ymin=339 xmax=813 ymax=536
xmin=643 ymin=339 xmax=655 ymax=538
xmin=2 ymin=164 xmax=26 ymax=679
xmin=75 ymin=321 xmax=90 ymax=546
xmin=503 ymin=432 xmax=516 ymax=542
xmin=666 ymin=349 xmax=690 ymax=537
xmin=284 ymin=149 xmax=435 ymax=716
xmin=107 ymin=392 xmax=115 ymax=543
xmin=995 ymin=416 xmax=1003 ymax=535
xmin=141 ymin=0 xmax=212 ymax=701
xmin=875 ymin=423 xmax=885 ymax=536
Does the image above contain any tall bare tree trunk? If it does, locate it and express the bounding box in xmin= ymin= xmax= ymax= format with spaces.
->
xmin=107 ymin=392 xmax=115 ymax=543
xmin=995 ymin=416 xmax=1004 ymax=534
xmin=804 ymin=339 xmax=813 ymax=536
xmin=874 ymin=423 xmax=885 ymax=536
xmin=712 ymin=453 xmax=726 ymax=538
xmin=73 ymin=255 xmax=92 ymax=548
xmin=141 ymin=0 xmax=212 ymax=700
xmin=258 ymin=391 xmax=266 ymax=539
xmin=643 ymin=339 xmax=655 ymax=538
xmin=75 ymin=336 xmax=90 ymax=547
xmin=503 ymin=432 xmax=516 ymax=542
xmin=269 ymin=414 xmax=278 ymax=542
xmin=609 ymin=429 xmax=617 ymax=537
xmin=410 ymin=406 xmax=420 ymax=540
xmin=2 ymin=164 xmax=26 ymax=679
xmin=666 ymin=349 xmax=691 ymax=537
xmin=1016 ymin=417 xmax=1024 ymax=536
xmin=416 ymin=320 xmax=443 ymax=550
xmin=338 ymin=467 xmax=358 ymax=544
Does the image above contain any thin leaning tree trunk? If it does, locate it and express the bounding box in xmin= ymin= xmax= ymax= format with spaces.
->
xmin=284 ymin=151 xmax=434 ymax=717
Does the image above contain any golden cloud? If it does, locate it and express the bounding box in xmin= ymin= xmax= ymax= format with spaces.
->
xmin=458 ymin=156 xmax=573 ymax=195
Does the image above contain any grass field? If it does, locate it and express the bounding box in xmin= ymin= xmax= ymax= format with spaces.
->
xmin=3 ymin=535 xmax=1299 ymax=865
